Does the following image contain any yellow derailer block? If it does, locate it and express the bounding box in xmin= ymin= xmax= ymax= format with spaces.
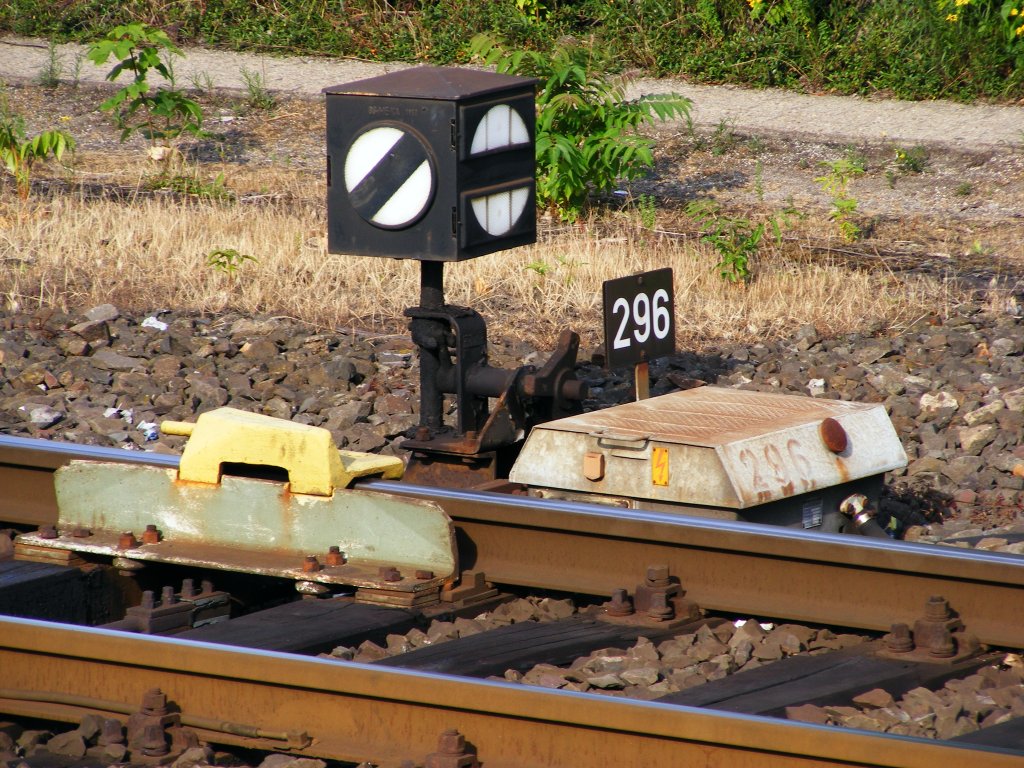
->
xmin=162 ymin=407 xmax=404 ymax=495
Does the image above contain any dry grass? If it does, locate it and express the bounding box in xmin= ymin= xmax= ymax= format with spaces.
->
xmin=0 ymin=156 xmax=964 ymax=351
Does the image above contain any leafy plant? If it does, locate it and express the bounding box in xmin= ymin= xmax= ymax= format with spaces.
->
xmin=148 ymin=171 xmax=234 ymax=201
xmin=470 ymin=33 xmax=691 ymax=222
xmin=636 ymin=193 xmax=657 ymax=230
xmin=686 ymin=199 xmax=763 ymax=283
xmin=815 ymin=156 xmax=864 ymax=241
xmin=240 ymin=66 xmax=277 ymax=111
xmin=206 ymin=248 xmax=257 ymax=275
xmin=86 ymin=24 xmax=206 ymax=157
xmin=0 ymin=93 xmax=75 ymax=199
xmin=893 ymin=145 xmax=929 ymax=173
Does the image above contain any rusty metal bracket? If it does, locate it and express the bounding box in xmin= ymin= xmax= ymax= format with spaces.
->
xmin=594 ymin=564 xmax=701 ymax=629
xmin=877 ymin=595 xmax=982 ymax=663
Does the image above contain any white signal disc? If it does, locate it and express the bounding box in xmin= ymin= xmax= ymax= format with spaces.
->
xmin=470 ymin=105 xmax=529 ymax=155
xmin=471 ymin=187 xmax=530 ymax=236
xmin=344 ymin=125 xmax=434 ymax=229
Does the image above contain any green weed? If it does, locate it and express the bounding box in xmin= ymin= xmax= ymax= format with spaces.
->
xmin=686 ymin=199 xmax=762 ymax=284
xmin=206 ymin=247 xmax=257 ymax=276
xmin=240 ymin=66 xmax=277 ymax=111
xmin=0 ymin=90 xmax=75 ymax=199
xmin=815 ymin=156 xmax=864 ymax=242
xmin=470 ymin=33 xmax=690 ymax=222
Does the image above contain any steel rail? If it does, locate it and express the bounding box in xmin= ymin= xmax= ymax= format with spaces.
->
xmin=367 ymin=480 xmax=1024 ymax=649
xmin=3 ymin=435 xmax=1024 ymax=647
xmin=0 ymin=615 xmax=1019 ymax=768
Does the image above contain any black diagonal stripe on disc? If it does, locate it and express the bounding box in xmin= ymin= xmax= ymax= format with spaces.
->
xmin=347 ymin=131 xmax=430 ymax=221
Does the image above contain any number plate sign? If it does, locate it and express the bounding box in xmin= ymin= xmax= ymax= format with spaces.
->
xmin=602 ymin=268 xmax=676 ymax=368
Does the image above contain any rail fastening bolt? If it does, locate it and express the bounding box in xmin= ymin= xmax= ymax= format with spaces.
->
xmin=140 ymin=591 xmax=155 ymax=610
xmin=38 ymin=525 xmax=57 ymax=540
xmin=647 ymin=591 xmax=674 ymax=621
xmin=415 ymin=569 xmax=434 ymax=580
xmin=928 ymin=626 xmax=956 ymax=658
xmin=646 ymin=564 xmax=670 ymax=587
xmin=924 ymin=595 xmax=951 ymax=621
xmin=379 ymin=566 xmax=402 ymax=582
xmin=161 ymin=586 xmax=176 ymax=605
xmin=886 ymin=623 xmax=914 ymax=653
xmin=180 ymin=578 xmax=196 ymax=599
xmin=606 ymin=588 xmax=634 ymax=617
xmin=302 ymin=555 xmax=321 ymax=573
xmin=437 ymin=729 xmax=465 ymax=755
xmin=97 ymin=718 xmax=124 ymax=746
xmin=140 ymin=723 xmax=169 ymax=757
xmin=140 ymin=688 xmax=168 ymax=716
xmin=117 ymin=531 xmax=138 ymax=550
xmin=71 ymin=525 xmax=91 ymax=538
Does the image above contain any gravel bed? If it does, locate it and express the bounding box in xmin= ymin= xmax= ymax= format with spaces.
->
xmin=788 ymin=655 xmax=1024 ymax=740
xmin=2 ymin=301 xmax=1023 ymax=541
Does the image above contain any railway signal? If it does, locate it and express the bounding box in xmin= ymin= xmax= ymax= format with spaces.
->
xmin=324 ymin=67 xmax=537 ymax=261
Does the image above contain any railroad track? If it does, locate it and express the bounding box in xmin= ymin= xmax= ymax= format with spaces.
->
xmin=2 ymin=433 xmax=1024 ymax=766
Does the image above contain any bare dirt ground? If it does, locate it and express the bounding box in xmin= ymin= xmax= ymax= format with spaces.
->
xmin=1 ymin=35 xmax=1024 ymax=298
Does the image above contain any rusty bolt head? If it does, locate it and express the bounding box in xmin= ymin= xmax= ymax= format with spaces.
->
xmin=71 ymin=526 xmax=91 ymax=538
xmin=646 ymin=564 xmax=670 ymax=587
xmin=140 ymin=590 xmax=155 ymax=610
xmin=928 ymin=626 xmax=956 ymax=658
xmin=142 ymin=524 xmax=161 ymax=545
xmin=437 ymin=729 xmax=465 ymax=755
xmin=201 ymin=579 xmax=214 ymax=594
xmin=416 ymin=426 xmax=432 ymax=442
xmin=379 ymin=566 xmax=402 ymax=582
xmin=886 ymin=622 xmax=914 ymax=653
xmin=97 ymin=719 xmax=124 ymax=746
xmin=819 ymin=418 xmax=849 ymax=453
xmin=302 ymin=555 xmax=322 ymax=573
xmin=140 ymin=688 xmax=168 ymax=716
xmin=37 ymin=524 xmax=58 ymax=540
xmin=647 ymin=591 xmax=674 ymax=621
xmin=180 ymin=578 xmax=196 ymax=599
xmin=924 ymin=595 xmax=951 ymax=621
xmin=605 ymin=588 xmax=634 ymax=617
xmin=140 ymin=723 xmax=169 ymax=757
xmin=326 ymin=546 xmax=346 ymax=567
xmin=415 ymin=569 xmax=435 ymax=580
xmin=161 ymin=586 xmax=176 ymax=605
xmin=117 ymin=531 xmax=138 ymax=550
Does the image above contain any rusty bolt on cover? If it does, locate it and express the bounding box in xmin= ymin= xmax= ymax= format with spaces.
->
xmin=647 ymin=591 xmax=675 ymax=621
xmin=302 ymin=555 xmax=322 ymax=573
xmin=201 ymin=579 xmax=214 ymax=594
xmin=605 ymin=588 xmax=635 ymax=617
xmin=326 ymin=546 xmax=346 ymax=567
xmin=37 ymin=524 xmax=57 ymax=540
xmin=117 ymin=531 xmax=139 ymax=550
xmin=180 ymin=579 xmax=196 ymax=599
xmin=886 ymin=623 xmax=914 ymax=653
xmin=140 ymin=591 xmax=155 ymax=611
xmin=142 ymin=524 xmax=161 ymax=545
xmin=161 ymin=586 xmax=176 ymax=605
xmin=71 ymin=525 xmax=91 ymax=538
xmin=425 ymin=729 xmax=478 ymax=768
xmin=415 ymin=569 xmax=435 ymax=580
xmin=379 ymin=566 xmax=402 ymax=582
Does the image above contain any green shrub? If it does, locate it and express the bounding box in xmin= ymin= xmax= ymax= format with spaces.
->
xmin=470 ymin=33 xmax=690 ymax=221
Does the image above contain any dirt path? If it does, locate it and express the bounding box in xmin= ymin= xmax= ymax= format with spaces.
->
xmin=2 ymin=35 xmax=1024 ymax=150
